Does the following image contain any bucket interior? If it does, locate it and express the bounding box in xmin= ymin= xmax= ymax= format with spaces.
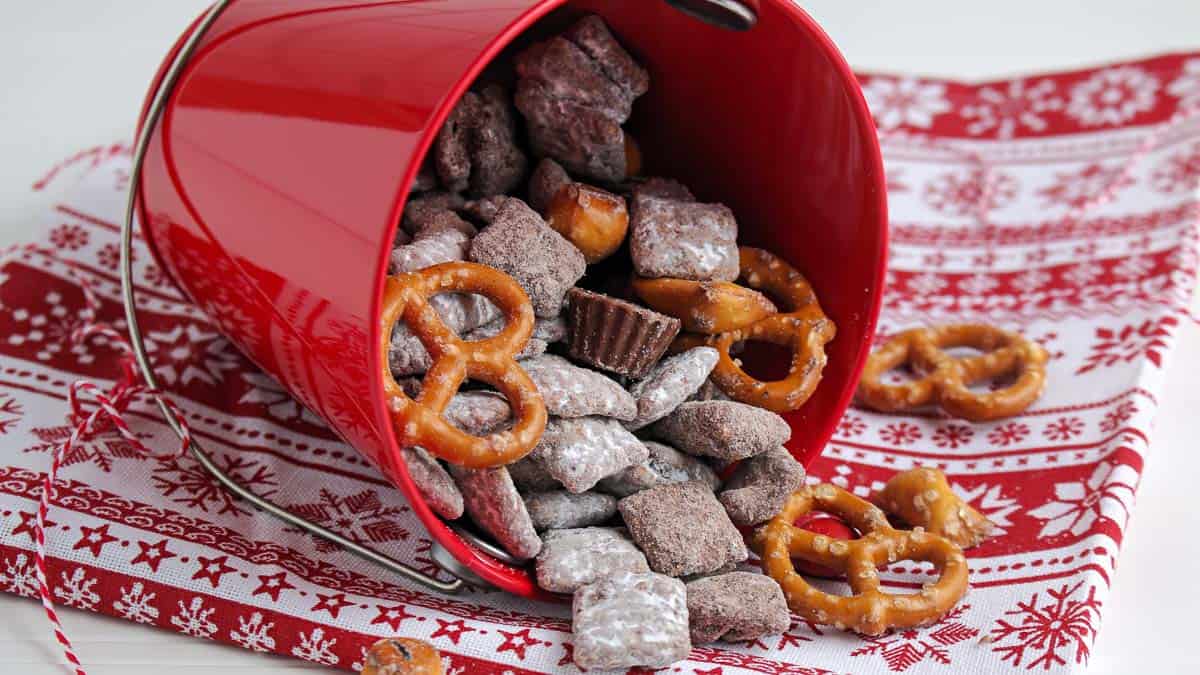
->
xmin=379 ymin=0 xmax=887 ymax=594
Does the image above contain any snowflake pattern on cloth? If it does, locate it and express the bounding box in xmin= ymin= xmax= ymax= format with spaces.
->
xmin=0 ymin=52 xmax=1198 ymax=674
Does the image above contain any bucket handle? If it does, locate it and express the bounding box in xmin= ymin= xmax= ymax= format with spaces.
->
xmin=120 ymin=0 xmax=463 ymax=595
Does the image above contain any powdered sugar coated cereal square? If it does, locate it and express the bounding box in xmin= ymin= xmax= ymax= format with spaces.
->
xmin=535 ymin=526 xmax=647 ymax=593
xmin=630 ymin=196 xmax=738 ymax=281
xmin=572 ymin=571 xmax=691 ymax=670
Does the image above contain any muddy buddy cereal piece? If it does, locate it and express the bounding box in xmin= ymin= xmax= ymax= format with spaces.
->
xmin=524 ymin=490 xmax=616 ymax=532
xmin=432 ymin=88 xmax=528 ymax=198
xmin=528 ymin=157 xmax=572 ymax=215
xmin=388 ymin=292 xmax=502 ymax=376
xmin=514 ymin=17 xmax=647 ymax=183
xmin=461 ymin=313 xmax=565 ymax=360
xmin=401 ymin=447 xmax=463 ymax=520
xmin=442 ymin=390 xmax=512 ymax=435
xmin=630 ymin=196 xmax=739 ymax=281
xmin=685 ymin=572 xmax=790 ymax=644
xmin=467 ymin=85 xmax=528 ymax=198
xmin=632 ymin=177 xmax=695 ymax=204
xmin=460 ymin=195 xmax=505 ymax=225
xmin=530 ymin=416 xmax=648 ymax=493
xmin=360 ymin=637 xmax=444 ymax=675
xmin=597 ymin=440 xmax=720 ymax=498
xmin=449 ymin=465 xmax=541 ymax=559
xmin=536 ymin=527 xmax=648 ymax=593
xmin=564 ymin=15 xmax=650 ymax=103
xmin=626 ymin=347 xmax=719 ymax=430
xmin=402 ymin=192 xmax=466 ymax=234
xmin=689 ymin=377 xmax=731 ymax=402
xmin=565 ymin=288 xmax=680 ymax=378
xmin=507 ymin=455 xmax=560 ymax=493
xmin=521 ymin=354 xmax=636 ymax=420
xmin=618 ymin=481 xmax=748 ymax=577
xmin=649 ymin=400 xmax=790 ymax=461
xmin=469 ymin=197 xmax=585 ymax=317
xmin=572 ymin=571 xmax=691 ymax=670
xmin=410 ymin=158 xmax=439 ymax=194
xmin=515 ymin=82 xmax=629 ymax=183
xmin=389 ymin=210 xmax=475 ymax=274
xmin=718 ymin=447 xmax=806 ymax=526
xmin=433 ymin=93 xmax=475 ymax=192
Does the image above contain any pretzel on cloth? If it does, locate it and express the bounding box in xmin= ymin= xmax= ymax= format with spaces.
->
xmin=873 ymin=467 xmax=994 ymax=549
xmin=673 ymin=247 xmax=835 ymax=412
xmin=857 ymin=324 xmax=1048 ymax=421
xmin=380 ymin=262 xmax=546 ymax=469
xmin=753 ymin=483 xmax=969 ymax=636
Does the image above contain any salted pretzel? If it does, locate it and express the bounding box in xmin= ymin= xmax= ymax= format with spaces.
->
xmin=361 ymin=637 xmax=444 ymax=675
xmin=753 ymin=484 xmax=969 ymax=636
xmin=632 ymin=276 xmax=777 ymax=334
xmin=380 ymin=262 xmax=547 ymax=469
xmin=673 ymin=247 xmax=835 ymax=412
xmin=857 ymin=324 xmax=1048 ymax=421
xmin=874 ymin=467 xmax=994 ymax=549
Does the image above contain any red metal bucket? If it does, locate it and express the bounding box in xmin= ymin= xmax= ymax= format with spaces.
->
xmin=135 ymin=0 xmax=888 ymax=598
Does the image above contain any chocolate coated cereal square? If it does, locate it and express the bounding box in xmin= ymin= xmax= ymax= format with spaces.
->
xmin=649 ymin=400 xmax=790 ymax=461
xmin=719 ymin=447 xmax=806 ymax=526
xmin=685 ymin=572 xmax=790 ymax=644
xmin=618 ymin=481 xmax=747 ymax=577
xmin=449 ymin=465 xmax=541 ymax=559
xmin=468 ymin=197 xmax=585 ymax=317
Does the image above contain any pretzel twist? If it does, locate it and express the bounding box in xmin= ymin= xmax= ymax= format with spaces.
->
xmin=753 ymin=484 xmax=969 ymax=636
xmin=857 ymin=324 xmax=1048 ymax=421
xmin=874 ymin=467 xmax=994 ymax=549
xmin=674 ymin=247 xmax=835 ymax=412
xmin=380 ymin=262 xmax=546 ymax=469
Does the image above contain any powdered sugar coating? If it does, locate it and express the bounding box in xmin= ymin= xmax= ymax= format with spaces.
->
xmin=443 ymin=390 xmax=512 ymax=435
xmin=468 ymin=197 xmax=585 ymax=317
xmin=522 ymin=354 xmax=636 ymax=420
xmin=685 ymin=572 xmax=790 ymax=644
xmin=507 ymin=456 xmax=560 ymax=492
xmin=626 ymin=347 xmax=719 ymax=430
xmin=535 ymin=527 xmax=648 ymax=593
xmin=564 ymin=15 xmax=649 ymax=104
xmin=433 ymin=93 xmax=476 ymax=192
xmin=530 ymin=416 xmax=648 ymax=493
xmin=630 ymin=196 xmax=739 ymax=281
xmin=467 ymin=85 xmax=528 ymax=198
xmin=389 ymin=211 xmax=476 ymax=274
xmin=524 ymin=491 xmax=616 ymax=532
xmin=648 ymin=401 xmax=791 ymax=461
xmin=449 ymin=465 xmax=541 ymax=559
xmin=401 ymin=447 xmax=463 ymax=520
xmin=618 ymin=481 xmax=748 ymax=577
xmin=718 ymin=446 xmax=806 ymax=526
xmin=596 ymin=441 xmax=720 ymax=498
xmin=572 ymin=571 xmax=690 ymax=670
xmin=387 ymin=292 xmax=502 ymax=376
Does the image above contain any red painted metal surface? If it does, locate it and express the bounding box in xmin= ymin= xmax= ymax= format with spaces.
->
xmin=136 ymin=0 xmax=887 ymax=598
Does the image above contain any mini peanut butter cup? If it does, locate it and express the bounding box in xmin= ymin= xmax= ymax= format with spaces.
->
xmin=565 ymin=288 xmax=680 ymax=378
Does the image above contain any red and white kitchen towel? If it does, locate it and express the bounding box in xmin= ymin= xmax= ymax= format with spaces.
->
xmin=2 ymin=51 xmax=1200 ymax=674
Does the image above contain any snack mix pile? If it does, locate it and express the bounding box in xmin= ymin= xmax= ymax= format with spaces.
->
xmin=375 ymin=15 xmax=1042 ymax=671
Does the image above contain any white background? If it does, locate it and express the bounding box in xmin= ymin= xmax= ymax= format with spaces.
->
xmin=1 ymin=1 xmax=1199 ymax=673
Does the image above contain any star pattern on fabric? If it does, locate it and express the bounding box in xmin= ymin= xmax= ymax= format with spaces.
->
xmin=129 ymin=539 xmax=175 ymax=573
xmin=72 ymin=523 xmax=118 ymax=558
xmin=311 ymin=592 xmax=354 ymax=619
xmin=191 ymin=554 xmax=236 ymax=588
xmin=371 ymin=604 xmax=418 ymax=631
xmin=251 ymin=571 xmax=295 ymax=602
xmin=430 ymin=618 xmax=476 ymax=645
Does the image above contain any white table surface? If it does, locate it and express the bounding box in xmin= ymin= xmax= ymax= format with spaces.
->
xmin=2 ymin=1 xmax=1198 ymax=673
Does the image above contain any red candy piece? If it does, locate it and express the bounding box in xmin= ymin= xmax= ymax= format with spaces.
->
xmin=792 ymin=512 xmax=858 ymax=579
